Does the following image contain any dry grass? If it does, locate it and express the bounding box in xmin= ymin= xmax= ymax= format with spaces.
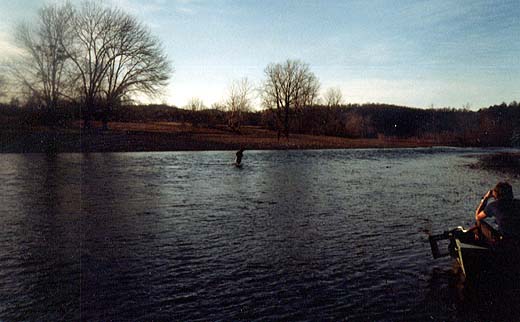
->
xmin=101 ymin=121 xmax=446 ymax=150
xmin=0 ymin=121 xmax=456 ymax=153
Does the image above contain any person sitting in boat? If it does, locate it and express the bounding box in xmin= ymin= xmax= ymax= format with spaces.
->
xmin=235 ymin=148 xmax=245 ymax=166
xmin=475 ymin=181 xmax=520 ymax=239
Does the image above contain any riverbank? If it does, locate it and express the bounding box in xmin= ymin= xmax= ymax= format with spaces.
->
xmin=0 ymin=121 xmax=461 ymax=153
xmin=470 ymin=152 xmax=520 ymax=175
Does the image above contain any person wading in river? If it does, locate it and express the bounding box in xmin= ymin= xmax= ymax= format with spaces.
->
xmin=235 ymin=148 xmax=245 ymax=167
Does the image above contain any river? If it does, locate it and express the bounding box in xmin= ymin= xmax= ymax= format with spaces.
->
xmin=0 ymin=148 xmax=519 ymax=321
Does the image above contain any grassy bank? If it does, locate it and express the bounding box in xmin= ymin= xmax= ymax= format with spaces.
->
xmin=0 ymin=121 xmax=457 ymax=153
xmin=470 ymin=152 xmax=520 ymax=175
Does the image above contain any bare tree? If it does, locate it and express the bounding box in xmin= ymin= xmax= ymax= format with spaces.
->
xmin=65 ymin=1 xmax=171 ymax=129
xmin=324 ymin=87 xmax=343 ymax=107
xmin=11 ymin=3 xmax=74 ymax=121
xmin=345 ymin=112 xmax=374 ymax=138
xmin=101 ymin=11 xmax=171 ymax=129
xmin=262 ymin=59 xmax=320 ymax=138
xmin=0 ymin=76 xmax=6 ymax=100
xmin=185 ymin=97 xmax=205 ymax=127
xmin=211 ymin=102 xmax=226 ymax=111
xmin=185 ymin=97 xmax=205 ymax=111
xmin=226 ymin=78 xmax=252 ymax=132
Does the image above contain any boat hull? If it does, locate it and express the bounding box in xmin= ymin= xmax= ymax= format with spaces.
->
xmin=430 ymin=222 xmax=520 ymax=287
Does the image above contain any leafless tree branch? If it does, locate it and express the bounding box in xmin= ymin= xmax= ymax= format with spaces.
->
xmin=262 ymin=59 xmax=320 ymax=138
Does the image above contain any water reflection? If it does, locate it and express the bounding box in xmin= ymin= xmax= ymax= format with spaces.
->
xmin=1 ymin=154 xmax=81 ymax=320
xmin=79 ymin=153 xmax=174 ymax=320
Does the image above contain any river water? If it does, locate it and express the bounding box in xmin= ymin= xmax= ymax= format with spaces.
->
xmin=0 ymin=148 xmax=519 ymax=321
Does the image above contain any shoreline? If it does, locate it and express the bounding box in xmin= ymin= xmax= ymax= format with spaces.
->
xmin=469 ymin=152 xmax=520 ymax=175
xmin=0 ymin=121 xmax=491 ymax=154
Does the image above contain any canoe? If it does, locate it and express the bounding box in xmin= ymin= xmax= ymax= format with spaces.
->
xmin=429 ymin=221 xmax=520 ymax=286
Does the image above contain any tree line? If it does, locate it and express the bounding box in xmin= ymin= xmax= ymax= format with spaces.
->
xmin=4 ymin=99 xmax=516 ymax=146
xmin=1 ymin=1 xmax=519 ymax=147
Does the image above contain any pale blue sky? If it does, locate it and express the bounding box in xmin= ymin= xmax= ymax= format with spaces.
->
xmin=1 ymin=0 xmax=519 ymax=109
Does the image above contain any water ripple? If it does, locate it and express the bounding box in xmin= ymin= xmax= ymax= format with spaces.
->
xmin=0 ymin=149 xmax=519 ymax=320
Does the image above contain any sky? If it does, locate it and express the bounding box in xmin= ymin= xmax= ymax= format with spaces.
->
xmin=1 ymin=0 xmax=519 ymax=109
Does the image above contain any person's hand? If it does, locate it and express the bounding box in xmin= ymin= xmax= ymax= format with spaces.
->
xmin=483 ymin=190 xmax=493 ymax=199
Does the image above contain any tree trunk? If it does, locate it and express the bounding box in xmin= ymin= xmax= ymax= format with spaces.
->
xmin=284 ymin=105 xmax=290 ymax=138
xmin=83 ymin=102 xmax=93 ymax=130
xmin=102 ymin=104 xmax=110 ymax=131
xmin=102 ymin=115 xmax=109 ymax=131
xmin=276 ymin=107 xmax=282 ymax=141
xmin=43 ymin=107 xmax=53 ymax=126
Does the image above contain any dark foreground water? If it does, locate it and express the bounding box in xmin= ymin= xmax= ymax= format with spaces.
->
xmin=1 ymin=148 xmax=519 ymax=321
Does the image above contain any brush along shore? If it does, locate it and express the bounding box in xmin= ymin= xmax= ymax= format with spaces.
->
xmin=0 ymin=121 xmax=471 ymax=153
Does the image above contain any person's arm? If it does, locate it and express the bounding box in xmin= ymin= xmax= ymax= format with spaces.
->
xmin=475 ymin=190 xmax=493 ymax=222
